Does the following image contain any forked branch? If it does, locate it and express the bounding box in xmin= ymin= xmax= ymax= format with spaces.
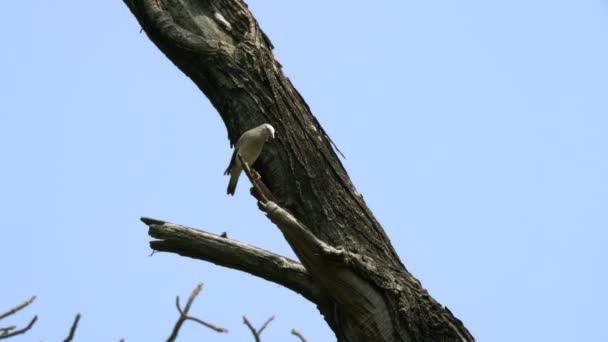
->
xmin=243 ymin=315 xmax=274 ymax=342
xmin=0 ymin=296 xmax=38 ymax=340
xmin=167 ymin=283 xmax=228 ymax=342
xmin=0 ymin=316 xmax=37 ymax=340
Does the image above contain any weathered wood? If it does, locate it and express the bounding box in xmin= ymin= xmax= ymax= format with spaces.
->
xmin=143 ymin=217 xmax=325 ymax=305
xmin=126 ymin=1 xmax=474 ymax=341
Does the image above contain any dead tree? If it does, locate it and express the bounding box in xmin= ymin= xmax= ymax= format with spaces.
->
xmin=124 ymin=1 xmax=474 ymax=341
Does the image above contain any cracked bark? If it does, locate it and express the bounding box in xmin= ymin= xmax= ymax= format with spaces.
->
xmin=125 ymin=1 xmax=474 ymax=341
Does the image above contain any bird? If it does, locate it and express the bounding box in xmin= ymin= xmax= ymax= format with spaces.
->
xmin=224 ymin=123 xmax=276 ymax=195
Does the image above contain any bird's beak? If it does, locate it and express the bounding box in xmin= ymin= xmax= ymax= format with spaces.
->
xmin=272 ymin=132 xmax=276 ymax=139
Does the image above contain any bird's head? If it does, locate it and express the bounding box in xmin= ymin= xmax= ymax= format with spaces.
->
xmin=262 ymin=123 xmax=276 ymax=141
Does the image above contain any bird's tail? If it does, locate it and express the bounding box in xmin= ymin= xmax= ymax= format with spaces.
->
xmin=227 ymin=173 xmax=239 ymax=195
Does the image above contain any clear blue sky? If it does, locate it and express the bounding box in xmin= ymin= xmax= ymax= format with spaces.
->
xmin=1 ymin=1 xmax=607 ymax=341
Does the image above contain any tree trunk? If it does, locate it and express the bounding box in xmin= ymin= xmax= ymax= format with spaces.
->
xmin=124 ymin=1 xmax=474 ymax=341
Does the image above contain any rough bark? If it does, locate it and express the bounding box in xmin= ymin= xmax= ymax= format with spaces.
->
xmin=124 ymin=1 xmax=474 ymax=341
xmin=142 ymin=217 xmax=326 ymax=305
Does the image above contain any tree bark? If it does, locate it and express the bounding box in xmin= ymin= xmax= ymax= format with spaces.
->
xmin=124 ymin=1 xmax=474 ymax=341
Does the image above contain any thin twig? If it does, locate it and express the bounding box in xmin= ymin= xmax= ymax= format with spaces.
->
xmin=0 ymin=296 xmax=36 ymax=320
xmin=257 ymin=315 xmax=275 ymax=336
xmin=243 ymin=315 xmax=275 ymax=342
xmin=185 ymin=316 xmax=228 ymax=333
xmin=0 ymin=326 xmax=15 ymax=336
xmin=237 ymin=154 xmax=274 ymax=203
xmin=168 ymin=284 xmax=202 ymax=342
xmin=291 ymin=328 xmax=308 ymax=342
xmin=0 ymin=316 xmax=37 ymax=339
xmin=0 ymin=296 xmax=38 ymax=340
xmin=63 ymin=313 xmax=81 ymax=342
xmin=167 ymin=283 xmax=227 ymax=342
xmin=243 ymin=316 xmax=260 ymax=342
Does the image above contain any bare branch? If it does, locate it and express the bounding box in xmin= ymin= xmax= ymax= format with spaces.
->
xmin=257 ymin=315 xmax=275 ymax=336
xmin=0 ymin=326 xmax=15 ymax=336
xmin=0 ymin=296 xmax=36 ymax=320
xmin=0 ymin=316 xmax=37 ymax=340
xmin=291 ymin=328 xmax=308 ymax=342
xmin=175 ymin=292 xmax=229 ymax=333
xmin=167 ymin=283 xmax=227 ymax=342
xmin=168 ymin=284 xmax=201 ymax=342
xmin=243 ymin=315 xmax=274 ymax=342
xmin=142 ymin=217 xmax=325 ymax=305
xmin=238 ymin=154 xmax=274 ymax=203
xmin=185 ymin=316 xmax=228 ymax=334
xmin=243 ymin=316 xmax=259 ymax=342
xmin=0 ymin=296 xmax=38 ymax=340
xmin=175 ymin=296 xmax=184 ymax=315
xmin=63 ymin=313 xmax=81 ymax=342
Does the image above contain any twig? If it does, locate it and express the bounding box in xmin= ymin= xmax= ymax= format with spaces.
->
xmin=243 ymin=316 xmax=259 ymax=342
xmin=257 ymin=315 xmax=274 ymax=335
xmin=168 ymin=284 xmax=201 ymax=342
xmin=243 ymin=315 xmax=275 ymax=342
xmin=0 ymin=326 xmax=15 ymax=336
xmin=167 ymin=283 xmax=228 ymax=342
xmin=0 ymin=316 xmax=37 ymax=339
xmin=184 ymin=316 xmax=228 ymax=333
xmin=0 ymin=296 xmax=38 ymax=340
xmin=291 ymin=328 xmax=308 ymax=342
xmin=237 ymin=154 xmax=274 ymax=203
xmin=0 ymin=296 xmax=36 ymax=320
xmin=63 ymin=313 xmax=81 ymax=342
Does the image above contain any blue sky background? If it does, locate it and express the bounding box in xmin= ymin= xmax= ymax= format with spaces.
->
xmin=1 ymin=1 xmax=607 ymax=341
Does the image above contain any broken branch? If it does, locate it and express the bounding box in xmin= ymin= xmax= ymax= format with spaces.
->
xmin=142 ymin=217 xmax=324 ymax=304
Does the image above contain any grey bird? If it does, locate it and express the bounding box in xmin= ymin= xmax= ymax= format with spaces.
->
xmin=224 ymin=123 xmax=276 ymax=195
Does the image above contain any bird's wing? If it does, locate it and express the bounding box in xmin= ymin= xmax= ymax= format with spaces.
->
xmin=225 ymin=131 xmax=245 ymax=175
xmin=225 ymin=128 xmax=260 ymax=175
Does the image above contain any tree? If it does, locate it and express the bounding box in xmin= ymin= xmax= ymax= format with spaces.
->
xmin=123 ymin=1 xmax=474 ymax=341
